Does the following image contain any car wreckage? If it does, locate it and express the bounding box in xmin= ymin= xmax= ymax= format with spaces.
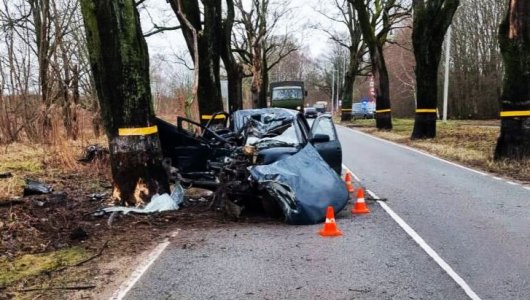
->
xmin=156 ymin=108 xmax=349 ymax=225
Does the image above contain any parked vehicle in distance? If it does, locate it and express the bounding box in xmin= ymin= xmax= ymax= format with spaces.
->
xmin=314 ymin=101 xmax=327 ymax=113
xmin=351 ymin=102 xmax=376 ymax=119
xmin=269 ymin=81 xmax=306 ymax=110
xmin=304 ymin=106 xmax=318 ymax=118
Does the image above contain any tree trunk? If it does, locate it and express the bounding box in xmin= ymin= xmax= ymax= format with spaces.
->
xmin=411 ymin=0 xmax=460 ymax=139
xmin=251 ymin=43 xmax=263 ymax=108
xmin=197 ymin=35 xmax=224 ymax=116
xmin=372 ymin=45 xmax=392 ymax=130
xmin=226 ymin=65 xmax=244 ymax=113
xmin=220 ymin=0 xmax=244 ymax=113
xmin=259 ymin=55 xmax=269 ymax=108
xmin=341 ymin=47 xmax=360 ymax=121
xmin=201 ymin=0 xmax=224 ymax=115
xmin=29 ymin=0 xmax=52 ymax=136
xmin=411 ymin=43 xmax=442 ymax=139
xmin=80 ymin=0 xmax=169 ymax=206
xmin=494 ymin=0 xmax=530 ymax=159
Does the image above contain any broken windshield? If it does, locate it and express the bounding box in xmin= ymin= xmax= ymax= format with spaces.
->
xmin=240 ymin=112 xmax=302 ymax=149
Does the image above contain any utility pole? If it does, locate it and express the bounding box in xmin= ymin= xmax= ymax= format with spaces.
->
xmin=331 ymin=69 xmax=335 ymax=115
xmin=442 ymin=25 xmax=452 ymax=122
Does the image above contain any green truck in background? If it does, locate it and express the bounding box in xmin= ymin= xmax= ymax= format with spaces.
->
xmin=269 ymin=81 xmax=306 ymax=110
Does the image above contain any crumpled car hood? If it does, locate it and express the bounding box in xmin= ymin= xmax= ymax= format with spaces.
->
xmin=250 ymin=144 xmax=349 ymax=225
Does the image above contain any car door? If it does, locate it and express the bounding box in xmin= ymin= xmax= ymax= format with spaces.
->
xmin=310 ymin=115 xmax=342 ymax=175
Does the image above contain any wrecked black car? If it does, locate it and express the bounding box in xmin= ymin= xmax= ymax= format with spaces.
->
xmin=156 ymin=108 xmax=348 ymax=225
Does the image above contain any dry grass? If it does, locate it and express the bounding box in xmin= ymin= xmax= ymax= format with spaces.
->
xmin=346 ymin=118 xmax=530 ymax=184
xmin=0 ymin=112 xmax=108 ymax=201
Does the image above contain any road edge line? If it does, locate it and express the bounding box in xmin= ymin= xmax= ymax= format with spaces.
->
xmin=368 ymin=189 xmax=481 ymax=300
xmin=341 ymin=164 xmax=481 ymax=300
xmin=109 ymin=235 xmax=174 ymax=300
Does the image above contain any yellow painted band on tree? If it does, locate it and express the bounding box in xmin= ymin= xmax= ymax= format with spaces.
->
xmin=342 ymin=109 xmax=353 ymax=112
xmin=416 ymin=109 xmax=438 ymax=113
xmin=201 ymin=115 xmax=227 ymax=120
xmin=118 ymin=125 xmax=158 ymax=136
xmin=500 ymin=111 xmax=530 ymax=117
xmin=376 ymin=109 xmax=391 ymax=113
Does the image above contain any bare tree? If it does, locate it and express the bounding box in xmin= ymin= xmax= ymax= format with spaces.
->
xmin=449 ymin=0 xmax=506 ymax=119
xmin=0 ymin=1 xmax=38 ymax=142
xmin=233 ymin=0 xmax=298 ymax=108
xmin=494 ymin=0 xmax=530 ymax=160
xmin=0 ymin=0 xmax=95 ymax=143
xmin=318 ymin=0 xmax=366 ymax=121
xmin=351 ymin=0 xmax=410 ymax=130
xmin=168 ymin=0 xmax=224 ymax=120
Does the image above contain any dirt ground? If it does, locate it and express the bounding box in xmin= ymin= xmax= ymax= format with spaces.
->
xmin=0 ymin=182 xmax=248 ymax=299
xmin=0 ymin=145 xmax=248 ymax=299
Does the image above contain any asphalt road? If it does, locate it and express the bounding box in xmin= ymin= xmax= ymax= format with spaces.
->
xmin=122 ymin=126 xmax=529 ymax=300
xmin=338 ymin=126 xmax=530 ymax=300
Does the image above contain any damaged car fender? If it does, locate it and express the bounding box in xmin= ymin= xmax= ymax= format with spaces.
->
xmin=250 ymin=144 xmax=349 ymax=225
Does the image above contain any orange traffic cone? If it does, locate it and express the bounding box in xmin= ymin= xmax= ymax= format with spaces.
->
xmin=344 ymin=172 xmax=355 ymax=193
xmin=352 ymin=188 xmax=370 ymax=214
xmin=319 ymin=206 xmax=343 ymax=237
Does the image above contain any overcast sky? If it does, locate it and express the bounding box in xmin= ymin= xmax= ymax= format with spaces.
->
xmin=139 ymin=0 xmax=343 ymax=62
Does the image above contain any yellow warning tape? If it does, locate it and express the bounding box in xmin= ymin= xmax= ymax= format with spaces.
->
xmin=500 ymin=111 xmax=530 ymax=117
xmin=118 ymin=125 xmax=158 ymax=136
xmin=416 ymin=109 xmax=437 ymax=113
xmin=376 ymin=109 xmax=391 ymax=113
xmin=201 ymin=115 xmax=227 ymax=120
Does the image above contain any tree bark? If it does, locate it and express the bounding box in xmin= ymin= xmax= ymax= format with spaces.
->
xmin=225 ymin=65 xmax=244 ymax=112
xmin=372 ymin=44 xmax=392 ymax=129
xmin=340 ymin=46 xmax=359 ymax=121
xmin=411 ymin=0 xmax=460 ymax=139
xmin=250 ymin=42 xmax=264 ymax=108
xmin=494 ymin=0 xmax=530 ymax=159
xmin=259 ymin=54 xmax=269 ymax=108
xmin=80 ymin=0 xmax=169 ymax=205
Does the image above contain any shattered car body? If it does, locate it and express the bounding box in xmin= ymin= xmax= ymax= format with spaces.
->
xmin=157 ymin=108 xmax=348 ymax=225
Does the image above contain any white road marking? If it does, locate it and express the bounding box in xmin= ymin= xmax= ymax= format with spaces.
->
xmin=110 ymin=232 xmax=177 ymax=300
xmin=340 ymin=126 xmax=530 ymax=191
xmin=368 ymin=189 xmax=482 ymax=300
xmin=342 ymin=164 xmax=481 ymax=300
